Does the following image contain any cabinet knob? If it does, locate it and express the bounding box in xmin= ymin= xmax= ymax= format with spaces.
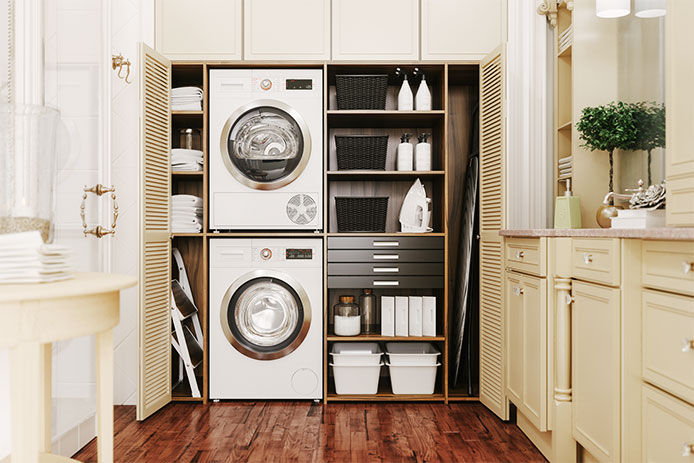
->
xmin=513 ymin=286 xmax=524 ymax=296
xmin=682 ymin=338 xmax=694 ymax=353
xmin=683 ymin=261 xmax=694 ymax=275
xmin=515 ymin=250 xmax=525 ymax=259
xmin=682 ymin=443 xmax=694 ymax=457
xmin=565 ymin=294 xmax=575 ymax=306
xmin=583 ymin=253 xmax=593 ymax=264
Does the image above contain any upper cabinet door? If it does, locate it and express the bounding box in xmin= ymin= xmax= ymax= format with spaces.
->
xmin=421 ymin=0 xmax=504 ymax=61
xmin=332 ymin=0 xmax=419 ymax=61
xmin=156 ymin=0 xmax=242 ymax=60
xmin=244 ymin=0 xmax=330 ymax=60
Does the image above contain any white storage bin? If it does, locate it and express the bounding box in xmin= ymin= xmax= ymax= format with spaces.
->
xmin=387 ymin=362 xmax=440 ymax=395
xmin=330 ymin=342 xmax=382 ymax=365
xmin=331 ymin=363 xmax=383 ymax=394
xmin=385 ymin=342 xmax=440 ymax=365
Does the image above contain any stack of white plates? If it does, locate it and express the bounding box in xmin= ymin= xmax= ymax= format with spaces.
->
xmin=0 ymin=231 xmax=72 ymax=283
xmin=558 ymin=156 xmax=573 ymax=179
xmin=171 ymin=148 xmax=203 ymax=172
xmin=171 ymin=87 xmax=203 ymax=111
xmin=172 ymin=195 xmax=203 ymax=233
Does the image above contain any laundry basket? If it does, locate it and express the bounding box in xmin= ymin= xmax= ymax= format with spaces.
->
xmin=335 ymin=75 xmax=388 ymax=110
xmin=335 ymin=197 xmax=388 ymax=233
xmin=335 ymin=135 xmax=388 ymax=170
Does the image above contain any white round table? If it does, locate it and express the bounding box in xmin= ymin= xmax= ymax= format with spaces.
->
xmin=0 ymin=273 xmax=137 ymax=463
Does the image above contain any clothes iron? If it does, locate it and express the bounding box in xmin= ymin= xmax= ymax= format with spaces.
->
xmin=399 ymin=178 xmax=433 ymax=233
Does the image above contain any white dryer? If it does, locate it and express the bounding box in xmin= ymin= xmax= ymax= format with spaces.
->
xmin=209 ymin=238 xmax=323 ymax=399
xmin=209 ymin=69 xmax=323 ymax=230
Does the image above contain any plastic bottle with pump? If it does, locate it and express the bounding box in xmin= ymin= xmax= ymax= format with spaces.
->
xmin=397 ymin=133 xmax=413 ymax=171
xmin=396 ymin=67 xmax=413 ymax=111
xmin=414 ymin=68 xmax=432 ymax=111
xmin=415 ymin=133 xmax=431 ymax=171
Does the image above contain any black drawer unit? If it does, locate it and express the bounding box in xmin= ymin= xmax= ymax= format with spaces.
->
xmin=327 ymin=276 xmax=444 ymax=289
xmin=327 ymin=236 xmax=444 ymax=250
xmin=327 ymin=236 xmax=444 ymax=288
xmin=328 ymin=262 xmax=444 ymax=276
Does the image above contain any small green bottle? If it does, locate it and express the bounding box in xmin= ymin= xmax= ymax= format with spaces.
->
xmin=554 ymin=179 xmax=582 ymax=229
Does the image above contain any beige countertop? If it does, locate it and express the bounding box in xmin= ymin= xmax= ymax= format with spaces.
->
xmin=499 ymin=228 xmax=694 ymax=241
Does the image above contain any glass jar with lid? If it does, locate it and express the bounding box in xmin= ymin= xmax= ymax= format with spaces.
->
xmin=333 ymin=295 xmax=360 ymax=336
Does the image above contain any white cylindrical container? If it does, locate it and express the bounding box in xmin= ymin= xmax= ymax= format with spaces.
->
xmin=415 ymin=74 xmax=432 ymax=111
xmin=334 ymin=315 xmax=361 ymax=336
xmin=414 ymin=133 xmax=431 ymax=171
xmin=397 ymin=73 xmax=413 ymax=111
xmin=397 ymin=133 xmax=413 ymax=171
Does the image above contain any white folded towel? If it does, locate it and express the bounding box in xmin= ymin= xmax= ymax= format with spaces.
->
xmin=172 ymin=87 xmax=203 ymax=97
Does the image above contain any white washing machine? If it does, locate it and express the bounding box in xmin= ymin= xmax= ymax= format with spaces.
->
xmin=210 ymin=238 xmax=323 ymax=399
xmin=209 ymin=69 xmax=323 ymax=230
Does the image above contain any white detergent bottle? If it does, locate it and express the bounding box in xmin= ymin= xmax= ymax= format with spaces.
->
xmin=415 ymin=71 xmax=432 ymax=111
xmin=397 ymin=133 xmax=413 ymax=171
xmin=415 ymin=133 xmax=432 ymax=171
xmin=397 ymin=68 xmax=413 ymax=111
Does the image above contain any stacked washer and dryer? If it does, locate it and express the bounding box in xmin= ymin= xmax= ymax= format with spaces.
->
xmin=209 ymin=69 xmax=323 ymax=400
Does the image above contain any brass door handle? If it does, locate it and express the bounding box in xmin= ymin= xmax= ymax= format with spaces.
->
xmin=81 ymin=184 xmax=118 ymax=238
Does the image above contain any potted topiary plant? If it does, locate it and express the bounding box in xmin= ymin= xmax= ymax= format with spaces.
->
xmin=576 ymin=101 xmax=640 ymax=227
xmin=630 ymin=102 xmax=665 ymax=186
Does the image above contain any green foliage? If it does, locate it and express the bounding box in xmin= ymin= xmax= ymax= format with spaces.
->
xmin=576 ymin=101 xmax=641 ymax=154
xmin=629 ymin=102 xmax=665 ymax=152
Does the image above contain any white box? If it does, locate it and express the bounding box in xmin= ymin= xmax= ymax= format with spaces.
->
xmin=387 ymin=363 xmax=440 ymax=395
xmin=610 ymin=209 xmax=666 ymax=229
xmin=381 ymin=296 xmax=395 ymax=336
xmin=422 ymin=296 xmax=436 ymax=337
xmin=395 ymin=296 xmax=409 ymax=336
xmin=385 ymin=342 xmax=441 ymax=365
xmin=408 ymin=296 xmax=423 ymax=336
xmin=331 ymin=363 xmax=383 ymax=394
xmin=330 ymin=342 xmax=382 ymax=365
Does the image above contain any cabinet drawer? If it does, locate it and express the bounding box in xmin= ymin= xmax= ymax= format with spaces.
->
xmin=328 ymin=262 xmax=443 ymax=276
xmin=642 ymin=289 xmax=694 ymax=404
xmin=327 ymin=276 xmax=444 ymax=289
xmin=327 ymin=249 xmax=444 ymax=263
xmin=327 ymin=236 xmax=444 ymax=250
xmin=571 ymin=238 xmax=621 ymax=286
xmin=642 ymin=384 xmax=694 ymax=463
xmin=505 ymin=237 xmax=546 ymax=276
xmin=642 ymin=240 xmax=694 ymax=297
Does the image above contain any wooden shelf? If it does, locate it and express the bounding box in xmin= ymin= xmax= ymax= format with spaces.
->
xmin=558 ymin=43 xmax=572 ymax=58
xmin=327 ymin=170 xmax=445 ymax=180
xmin=327 ymin=382 xmax=446 ymax=403
xmin=327 ymin=110 xmax=445 ymax=128
xmin=448 ymin=395 xmax=480 ymax=402
xmin=171 ymin=110 xmax=203 ymax=115
xmin=209 ymin=231 xmax=323 ymax=237
xmin=172 ymin=171 xmax=203 ymax=176
xmin=327 ymin=335 xmax=445 ymax=342
xmin=557 ymin=120 xmax=572 ymax=131
xmin=326 ymin=232 xmax=445 ymax=237
xmin=172 ymin=233 xmax=204 ymax=237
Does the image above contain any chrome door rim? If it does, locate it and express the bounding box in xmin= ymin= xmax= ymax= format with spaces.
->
xmin=219 ymin=99 xmax=312 ymax=190
xmin=220 ymin=269 xmax=312 ymax=360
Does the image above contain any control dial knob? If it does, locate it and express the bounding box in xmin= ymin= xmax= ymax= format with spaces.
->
xmin=260 ymin=79 xmax=272 ymax=90
xmin=260 ymin=248 xmax=272 ymax=260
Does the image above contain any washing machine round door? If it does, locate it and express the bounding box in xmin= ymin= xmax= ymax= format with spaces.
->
xmin=220 ymin=99 xmax=311 ymax=190
xmin=220 ymin=270 xmax=311 ymax=360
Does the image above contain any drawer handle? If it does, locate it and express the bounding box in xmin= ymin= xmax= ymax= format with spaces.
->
xmin=373 ymin=281 xmax=399 ymax=286
xmin=373 ymin=254 xmax=399 ymax=260
xmin=565 ymin=294 xmax=575 ymax=306
xmin=512 ymin=286 xmax=524 ymax=296
xmin=373 ymin=241 xmax=399 ymax=247
xmin=682 ymin=338 xmax=694 ymax=353
xmin=373 ymin=267 xmax=399 ymax=273
xmin=682 ymin=443 xmax=694 ymax=457
xmin=515 ymin=250 xmax=525 ymax=259
xmin=583 ymin=253 xmax=593 ymax=264
xmin=683 ymin=261 xmax=694 ymax=275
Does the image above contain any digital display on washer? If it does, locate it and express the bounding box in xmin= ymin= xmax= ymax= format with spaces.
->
xmin=286 ymin=248 xmax=312 ymax=260
xmin=286 ymin=79 xmax=312 ymax=90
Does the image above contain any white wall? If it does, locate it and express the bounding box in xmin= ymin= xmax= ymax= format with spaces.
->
xmin=505 ymin=0 xmax=553 ymax=229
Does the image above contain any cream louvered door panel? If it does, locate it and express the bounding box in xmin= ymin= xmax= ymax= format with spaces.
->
xmin=479 ymin=46 xmax=508 ymax=420
xmin=137 ymin=43 xmax=172 ymax=421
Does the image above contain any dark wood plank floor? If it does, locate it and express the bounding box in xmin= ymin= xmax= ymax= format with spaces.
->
xmin=73 ymin=402 xmax=545 ymax=462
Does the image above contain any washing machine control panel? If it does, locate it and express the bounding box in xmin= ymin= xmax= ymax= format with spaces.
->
xmin=286 ymin=248 xmax=313 ymax=260
xmin=251 ymin=245 xmax=318 ymax=264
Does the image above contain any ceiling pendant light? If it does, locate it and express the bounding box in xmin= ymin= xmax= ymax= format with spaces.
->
xmin=596 ymin=0 xmax=630 ymax=18
xmin=635 ymin=0 xmax=666 ymax=18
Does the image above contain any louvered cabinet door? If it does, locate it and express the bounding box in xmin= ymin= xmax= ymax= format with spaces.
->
xmin=479 ymin=46 xmax=508 ymax=420
xmin=137 ymin=43 xmax=172 ymax=421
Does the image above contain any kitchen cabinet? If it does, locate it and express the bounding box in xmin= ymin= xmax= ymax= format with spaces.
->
xmin=331 ymin=0 xmax=419 ymax=61
xmin=572 ymin=280 xmax=621 ymax=463
xmin=421 ymin=0 xmax=504 ymax=61
xmin=506 ymin=271 xmax=548 ymax=432
xmin=244 ymin=0 xmax=330 ymax=60
xmin=156 ymin=0 xmax=242 ymax=60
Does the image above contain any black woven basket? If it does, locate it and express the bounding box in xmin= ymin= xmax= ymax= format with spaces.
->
xmin=335 ymin=74 xmax=388 ymax=110
xmin=335 ymin=135 xmax=388 ymax=170
xmin=335 ymin=197 xmax=389 ymax=233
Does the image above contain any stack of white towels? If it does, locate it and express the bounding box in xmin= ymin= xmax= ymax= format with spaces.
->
xmin=172 ymin=87 xmax=203 ymax=111
xmin=172 ymin=195 xmax=203 ymax=233
xmin=559 ymin=24 xmax=573 ymax=54
xmin=0 ymin=231 xmax=72 ymax=283
xmin=171 ymin=148 xmax=203 ymax=172
xmin=558 ymin=156 xmax=573 ymax=179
